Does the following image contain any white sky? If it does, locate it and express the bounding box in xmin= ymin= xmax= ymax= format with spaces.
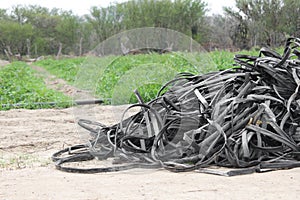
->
xmin=0 ymin=0 xmax=236 ymax=16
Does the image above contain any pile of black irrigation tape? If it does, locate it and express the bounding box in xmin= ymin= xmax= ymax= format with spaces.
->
xmin=52 ymin=37 xmax=300 ymax=176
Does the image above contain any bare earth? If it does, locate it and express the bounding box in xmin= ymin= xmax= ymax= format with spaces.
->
xmin=0 ymin=60 xmax=9 ymax=67
xmin=1 ymin=106 xmax=300 ymax=200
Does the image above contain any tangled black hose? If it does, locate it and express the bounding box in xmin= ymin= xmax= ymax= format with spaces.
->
xmin=52 ymin=37 xmax=300 ymax=176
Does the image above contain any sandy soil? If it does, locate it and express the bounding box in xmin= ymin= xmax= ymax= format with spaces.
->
xmin=0 ymin=59 xmax=9 ymax=67
xmin=1 ymin=106 xmax=300 ymax=200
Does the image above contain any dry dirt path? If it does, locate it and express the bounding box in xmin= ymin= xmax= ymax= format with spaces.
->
xmin=0 ymin=59 xmax=9 ymax=67
xmin=1 ymin=165 xmax=300 ymax=200
xmin=30 ymin=65 xmax=94 ymax=99
xmin=1 ymin=106 xmax=300 ymax=200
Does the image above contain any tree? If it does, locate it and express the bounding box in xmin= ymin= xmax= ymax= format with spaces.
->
xmin=224 ymin=3 xmax=249 ymax=49
xmin=86 ymin=5 xmax=122 ymax=43
xmin=0 ymin=9 xmax=8 ymax=20
xmin=0 ymin=1 xmax=210 ymax=57
xmin=206 ymin=15 xmax=234 ymax=50
xmin=88 ymin=0 xmax=208 ymax=43
xmin=7 ymin=5 xmax=84 ymax=56
xmin=224 ymin=0 xmax=290 ymax=48
xmin=0 ymin=20 xmax=34 ymax=56
xmin=55 ymin=11 xmax=81 ymax=55
xmin=281 ymin=0 xmax=300 ymax=37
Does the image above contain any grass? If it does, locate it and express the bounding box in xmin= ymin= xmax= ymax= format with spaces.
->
xmin=96 ymin=53 xmax=199 ymax=103
xmin=209 ymin=49 xmax=261 ymax=70
xmin=35 ymin=57 xmax=85 ymax=83
xmin=3 ymin=49 xmax=264 ymax=108
xmin=0 ymin=62 xmax=71 ymax=110
xmin=37 ymin=53 xmax=203 ymax=104
xmin=209 ymin=50 xmax=236 ymax=70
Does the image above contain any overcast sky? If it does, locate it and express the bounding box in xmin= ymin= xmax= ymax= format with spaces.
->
xmin=0 ymin=0 xmax=236 ymax=16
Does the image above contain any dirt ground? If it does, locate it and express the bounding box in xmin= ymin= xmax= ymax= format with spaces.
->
xmin=1 ymin=106 xmax=300 ymax=200
xmin=0 ymin=59 xmax=9 ymax=67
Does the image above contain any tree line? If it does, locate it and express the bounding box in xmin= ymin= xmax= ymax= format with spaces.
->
xmin=0 ymin=0 xmax=299 ymax=59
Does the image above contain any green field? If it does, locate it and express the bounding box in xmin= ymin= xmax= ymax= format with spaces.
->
xmin=36 ymin=51 xmax=246 ymax=104
xmin=0 ymin=50 xmax=263 ymax=110
xmin=0 ymin=62 xmax=71 ymax=110
xmin=35 ymin=57 xmax=85 ymax=84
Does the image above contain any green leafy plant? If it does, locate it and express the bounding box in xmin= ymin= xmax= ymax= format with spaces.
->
xmin=36 ymin=57 xmax=85 ymax=83
xmin=33 ymin=49 xmax=261 ymax=105
xmin=0 ymin=62 xmax=71 ymax=110
xmin=96 ymin=53 xmax=198 ymax=104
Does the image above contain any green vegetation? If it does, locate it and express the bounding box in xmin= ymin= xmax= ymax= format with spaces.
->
xmin=0 ymin=0 xmax=294 ymax=109
xmin=209 ymin=51 xmax=236 ymax=70
xmin=0 ymin=0 xmax=207 ymax=58
xmin=224 ymin=0 xmax=300 ymax=49
xmin=35 ymin=57 xmax=85 ymax=83
xmin=36 ymin=53 xmax=201 ymax=104
xmin=0 ymin=62 xmax=71 ymax=110
xmin=0 ymin=0 xmax=297 ymax=60
xmin=1 ymin=49 xmax=264 ymax=109
xmin=36 ymin=49 xmax=261 ymax=104
xmin=209 ymin=49 xmax=260 ymax=70
xmin=97 ymin=53 xmax=199 ymax=103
